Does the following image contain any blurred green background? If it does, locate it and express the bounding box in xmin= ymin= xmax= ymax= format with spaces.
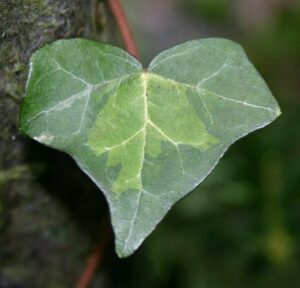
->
xmin=108 ymin=0 xmax=300 ymax=287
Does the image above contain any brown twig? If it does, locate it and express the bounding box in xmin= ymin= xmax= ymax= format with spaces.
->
xmin=107 ymin=0 xmax=140 ymax=59
xmin=75 ymin=227 xmax=112 ymax=288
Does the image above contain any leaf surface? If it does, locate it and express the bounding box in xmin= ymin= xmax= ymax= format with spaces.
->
xmin=20 ymin=38 xmax=280 ymax=257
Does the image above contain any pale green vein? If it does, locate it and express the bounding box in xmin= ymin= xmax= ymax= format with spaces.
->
xmin=33 ymin=68 xmax=60 ymax=87
xmin=95 ymin=48 xmax=142 ymax=69
xmin=197 ymin=57 xmax=230 ymax=87
xmin=24 ymin=89 xmax=90 ymax=125
xmin=199 ymin=88 xmax=280 ymax=114
xmin=51 ymin=58 xmax=91 ymax=86
xmin=25 ymin=73 xmax=135 ymax=129
xmin=103 ymin=128 xmax=145 ymax=152
xmin=149 ymin=73 xmax=279 ymax=114
xmin=149 ymin=42 xmax=231 ymax=71
xmin=148 ymin=119 xmax=186 ymax=174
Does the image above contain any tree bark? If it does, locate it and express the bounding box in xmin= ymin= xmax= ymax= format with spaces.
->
xmin=0 ymin=1 xmax=114 ymax=287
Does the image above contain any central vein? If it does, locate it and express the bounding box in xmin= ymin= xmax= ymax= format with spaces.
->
xmin=138 ymin=72 xmax=149 ymax=183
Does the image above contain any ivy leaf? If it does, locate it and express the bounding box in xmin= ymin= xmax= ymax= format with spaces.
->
xmin=19 ymin=38 xmax=281 ymax=257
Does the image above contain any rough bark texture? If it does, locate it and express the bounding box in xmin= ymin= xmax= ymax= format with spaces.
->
xmin=0 ymin=1 xmax=115 ymax=287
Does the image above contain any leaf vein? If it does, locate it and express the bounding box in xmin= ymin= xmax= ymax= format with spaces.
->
xmin=149 ymin=73 xmax=278 ymax=113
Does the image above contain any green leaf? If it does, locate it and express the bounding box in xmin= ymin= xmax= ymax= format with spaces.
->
xmin=19 ymin=38 xmax=281 ymax=257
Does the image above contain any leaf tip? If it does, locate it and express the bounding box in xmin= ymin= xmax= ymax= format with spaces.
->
xmin=276 ymin=108 xmax=282 ymax=117
xmin=114 ymin=232 xmax=145 ymax=258
xmin=115 ymin=243 xmax=134 ymax=259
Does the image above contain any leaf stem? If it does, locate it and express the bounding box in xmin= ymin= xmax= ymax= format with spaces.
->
xmin=75 ymin=227 xmax=112 ymax=288
xmin=107 ymin=0 xmax=140 ymax=59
